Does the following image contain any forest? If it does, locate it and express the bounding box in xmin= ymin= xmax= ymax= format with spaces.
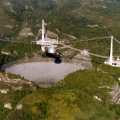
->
xmin=0 ymin=0 xmax=120 ymax=119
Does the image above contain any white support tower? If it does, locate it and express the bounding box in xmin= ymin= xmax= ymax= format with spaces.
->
xmin=109 ymin=36 xmax=113 ymax=64
xmin=104 ymin=36 xmax=120 ymax=67
xmin=42 ymin=20 xmax=45 ymax=42
xmin=41 ymin=20 xmax=45 ymax=52
xmin=36 ymin=20 xmax=58 ymax=54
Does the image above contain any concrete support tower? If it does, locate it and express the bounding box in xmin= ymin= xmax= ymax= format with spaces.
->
xmin=36 ymin=19 xmax=58 ymax=54
xmin=41 ymin=20 xmax=45 ymax=52
xmin=109 ymin=36 xmax=113 ymax=64
xmin=42 ymin=20 xmax=45 ymax=41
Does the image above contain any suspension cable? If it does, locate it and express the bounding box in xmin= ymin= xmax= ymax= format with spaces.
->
xmin=0 ymin=36 xmax=120 ymax=59
xmin=0 ymin=38 xmax=36 ymax=45
xmin=63 ymin=36 xmax=111 ymax=44
xmin=114 ymin=37 xmax=120 ymax=45
xmin=60 ymin=43 xmax=109 ymax=58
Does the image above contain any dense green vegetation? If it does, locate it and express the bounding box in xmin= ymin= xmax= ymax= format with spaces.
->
xmin=7 ymin=73 xmax=24 ymax=79
xmin=0 ymin=0 xmax=120 ymax=119
xmin=0 ymin=82 xmax=32 ymax=120
xmin=0 ymin=0 xmax=120 ymax=61
xmin=0 ymin=54 xmax=16 ymax=66
xmin=0 ymin=40 xmax=41 ymax=65
xmin=0 ymin=66 xmax=120 ymax=120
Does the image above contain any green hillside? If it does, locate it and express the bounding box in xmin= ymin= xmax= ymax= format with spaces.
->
xmin=0 ymin=0 xmax=120 ymax=39
xmin=0 ymin=0 xmax=120 ymax=62
xmin=0 ymin=0 xmax=120 ymax=119
xmin=0 ymin=66 xmax=120 ymax=120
